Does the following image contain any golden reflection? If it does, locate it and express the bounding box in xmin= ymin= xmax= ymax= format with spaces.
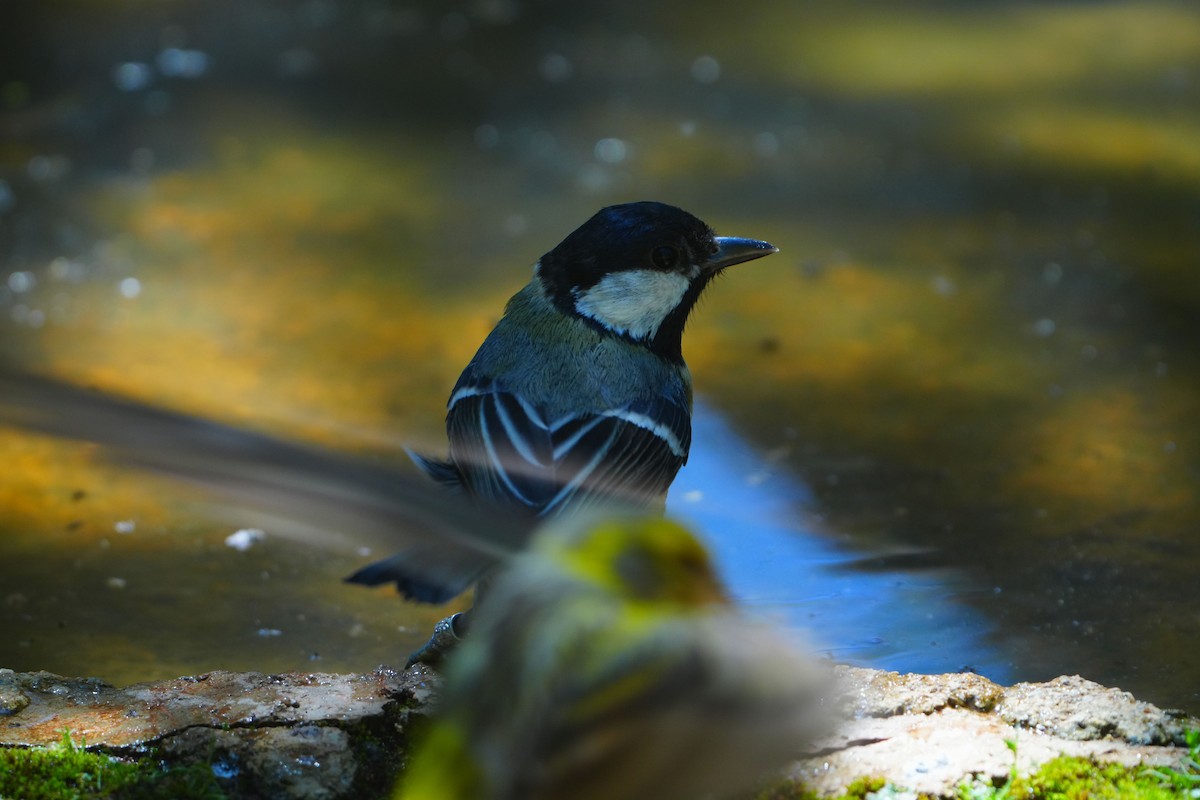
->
xmin=0 ymin=119 xmax=489 ymax=683
xmin=0 ymin=432 xmax=176 ymax=538
xmin=688 ymin=253 xmax=1197 ymax=557
xmin=1007 ymin=387 xmax=1196 ymax=532
xmin=693 ymin=261 xmax=1040 ymax=412
xmin=720 ymin=2 xmax=1200 ymax=181
xmin=973 ymin=105 xmax=1200 ymax=181
xmin=739 ymin=3 xmax=1200 ymax=96
xmin=33 ymin=122 xmax=487 ymax=448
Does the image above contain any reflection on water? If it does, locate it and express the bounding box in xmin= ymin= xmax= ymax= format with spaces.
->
xmin=676 ymin=403 xmax=1015 ymax=682
xmin=1 ymin=0 xmax=1198 ymax=712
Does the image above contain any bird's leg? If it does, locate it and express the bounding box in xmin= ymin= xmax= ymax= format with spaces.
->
xmin=405 ymin=611 xmax=469 ymax=668
xmin=404 ymin=576 xmax=490 ymax=668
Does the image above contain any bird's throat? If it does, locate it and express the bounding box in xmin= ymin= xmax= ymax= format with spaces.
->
xmin=570 ymin=269 xmax=692 ymax=343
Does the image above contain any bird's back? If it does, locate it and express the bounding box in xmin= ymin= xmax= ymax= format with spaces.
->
xmin=430 ymin=282 xmax=693 ymax=515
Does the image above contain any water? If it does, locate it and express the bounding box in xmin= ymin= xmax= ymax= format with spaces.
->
xmin=676 ymin=402 xmax=1016 ymax=682
xmin=1 ymin=0 xmax=1197 ymax=712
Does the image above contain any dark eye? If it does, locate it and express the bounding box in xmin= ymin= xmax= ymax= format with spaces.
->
xmin=650 ymin=245 xmax=679 ymax=269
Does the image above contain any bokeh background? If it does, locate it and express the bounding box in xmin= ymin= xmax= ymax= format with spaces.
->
xmin=1 ymin=0 xmax=1198 ymax=713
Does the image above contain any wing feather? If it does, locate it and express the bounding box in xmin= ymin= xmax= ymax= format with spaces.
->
xmin=446 ymin=377 xmax=689 ymax=515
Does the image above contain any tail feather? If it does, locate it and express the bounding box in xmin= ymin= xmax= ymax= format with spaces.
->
xmin=405 ymin=447 xmax=463 ymax=489
xmin=345 ymin=545 xmax=491 ymax=604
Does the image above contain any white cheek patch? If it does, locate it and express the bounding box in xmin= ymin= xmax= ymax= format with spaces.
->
xmin=572 ymin=270 xmax=691 ymax=340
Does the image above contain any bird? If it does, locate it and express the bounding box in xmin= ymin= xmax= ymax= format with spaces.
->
xmin=394 ymin=513 xmax=830 ymax=800
xmin=344 ymin=201 xmax=778 ymax=660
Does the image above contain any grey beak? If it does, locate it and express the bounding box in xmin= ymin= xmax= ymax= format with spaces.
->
xmin=707 ymin=236 xmax=779 ymax=271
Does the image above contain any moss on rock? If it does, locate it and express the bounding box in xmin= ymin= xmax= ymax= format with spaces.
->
xmin=0 ymin=732 xmax=227 ymax=800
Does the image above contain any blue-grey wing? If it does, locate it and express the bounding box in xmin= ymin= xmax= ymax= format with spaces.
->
xmin=446 ymin=380 xmax=690 ymax=515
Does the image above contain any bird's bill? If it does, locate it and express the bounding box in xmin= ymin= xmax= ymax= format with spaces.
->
xmin=707 ymin=236 xmax=779 ymax=271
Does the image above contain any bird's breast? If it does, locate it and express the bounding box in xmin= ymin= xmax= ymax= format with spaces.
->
xmin=468 ymin=284 xmax=692 ymax=421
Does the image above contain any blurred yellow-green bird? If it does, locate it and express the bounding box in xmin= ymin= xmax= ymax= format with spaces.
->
xmin=397 ymin=514 xmax=831 ymax=800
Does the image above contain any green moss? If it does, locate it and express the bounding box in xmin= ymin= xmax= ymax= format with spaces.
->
xmin=1015 ymin=755 xmax=1184 ymax=799
xmin=1144 ymin=728 xmax=1200 ymax=797
xmin=957 ymin=732 xmax=1200 ymax=800
xmin=757 ymin=730 xmax=1200 ymax=800
xmin=6 ymin=726 xmax=1196 ymax=800
xmin=956 ymin=754 xmax=1192 ymax=799
xmin=0 ymin=731 xmax=227 ymax=800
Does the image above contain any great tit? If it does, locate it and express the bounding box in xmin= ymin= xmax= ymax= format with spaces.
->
xmin=347 ymin=201 xmax=777 ymax=656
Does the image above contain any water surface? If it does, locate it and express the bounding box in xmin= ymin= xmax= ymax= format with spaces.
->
xmin=1 ymin=0 xmax=1197 ymax=712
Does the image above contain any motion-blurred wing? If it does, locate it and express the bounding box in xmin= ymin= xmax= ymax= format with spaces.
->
xmin=0 ymin=368 xmax=533 ymax=600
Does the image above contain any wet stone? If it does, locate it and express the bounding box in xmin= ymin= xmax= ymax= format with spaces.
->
xmin=0 ymin=669 xmax=30 ymax=716
xmin=997 ymin=674 xmax=1195 ymax=745
xmin=0 ymin=667 xmax=431 ymax=749
xmin=0 ymin=665 xmax=436 ymax=800
xmin=0 ymin=665 xmax=1195 ymax=799
xmin=162 ymin=724 xmax=357 ymax=800
xmin=797 ymin=668 xmax=1198 ymax=797
xmin=837 ymin=665 xmax=1006 ymax=717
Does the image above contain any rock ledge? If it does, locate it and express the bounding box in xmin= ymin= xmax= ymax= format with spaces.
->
xmin=1 ymin=665 xmax=1195 ymax=798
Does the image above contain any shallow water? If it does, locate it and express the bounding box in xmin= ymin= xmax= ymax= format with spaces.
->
xmin=1 ymin=0 xmax=1198 ymax=711
xmin=677 ymin=403 xmax=1017 ymax=681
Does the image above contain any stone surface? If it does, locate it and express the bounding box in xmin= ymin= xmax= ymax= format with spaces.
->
xmin=0 ymin=669 xmax=31 ymax=716
xmin=997 ymin=674 xmax=1194 ymax=745
xmin=161 ymin=724 xmax=359 ymax=800
xmin=838 ymin=665 xmax=1006 ymax=717
xmin=0 ymin=667 xmax=435 ymax=749
xmin=0 ymin=666 xmax=438 ymax=800
xmin=0 ymin=663 xmax=1195 ymax=799
xmin=797 ymin=707 xmax=1184 ymax=797
xmin=791 ymin=667 xmax=1198 ymax=797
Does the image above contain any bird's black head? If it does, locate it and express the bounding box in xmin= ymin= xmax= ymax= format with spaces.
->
xmin=536 ymin=201 xmax=777 ymax=362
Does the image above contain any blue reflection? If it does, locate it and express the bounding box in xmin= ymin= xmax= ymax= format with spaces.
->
xmin=156 ymin=48 xmax=210 ymax=79
xmin=669 ymin=401 xmax=1014 ymax=683
xmin=112 ymin=62 xmax=152 ymax=92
